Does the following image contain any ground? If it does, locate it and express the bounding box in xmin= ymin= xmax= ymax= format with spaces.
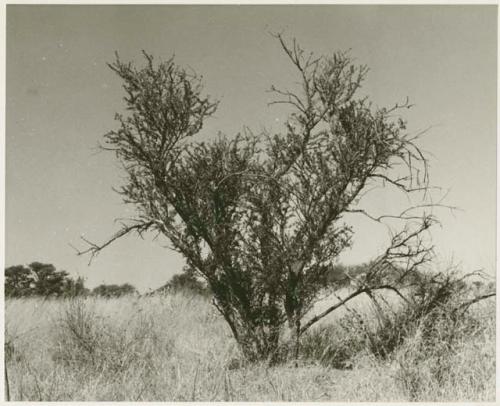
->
xmin=4 ymin=291 xmax=495 ymax=401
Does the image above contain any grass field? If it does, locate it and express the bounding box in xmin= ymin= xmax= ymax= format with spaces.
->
xmin=4 ymin=290 xmax=496 ymax=401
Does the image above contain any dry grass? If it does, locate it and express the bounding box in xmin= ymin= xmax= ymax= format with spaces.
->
xmin=393 ymin=298 xmax=496 ymax=402
xmin=4 ymin=291 xmax=495 ymax=401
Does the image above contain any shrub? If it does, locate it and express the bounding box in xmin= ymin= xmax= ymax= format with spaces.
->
xmin=160 ymin=271 xmax=210 ymax=296
xmin=299 ymin=268 xmax=495 ymax=376
xmin=394 ymin=301 xmax=494 ymax=401
xmin=79 ymin=33 xmax=437 ymax=363
xmin=351 ymin=269 xmax=494 ymax=361
xmin=53 ymin=298 xmax=171 ymax=374
xmin=53 ymin=298 xmax=105 ymax=367
xmin=91 ymin=283 xmax=137 ymax=298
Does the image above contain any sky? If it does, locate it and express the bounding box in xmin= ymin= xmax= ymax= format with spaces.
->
xmin=5 ymin=5 xmax=497 ymax=293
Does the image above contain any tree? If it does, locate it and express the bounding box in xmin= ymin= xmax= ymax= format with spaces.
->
xmin=5 ymin=262 xmax=87 ymax=298
xmin=79 ymin=35 xmax=438 ymax=362
xmin=159 ymin=266 xmax=210 ymax=296
xmin=63 ymin=276 xmax=90 ymax=297
xmin=5 ymin=265 xmax=33 ymax=297
xmin=91 ymin=283 xmax=137 ymax=298
xmin=29 ymin=262 xmax=70 ymax=297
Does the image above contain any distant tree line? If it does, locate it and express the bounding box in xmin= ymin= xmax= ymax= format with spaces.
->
xmin=5 ymin=262 xmax=211 ymax=299
xmin=4 ymin=262 xmax=138 ymax=298
xmin=5 ymin=263 xmax=88 ymax=298
xmin=2 ymin=261 xmax=410 ymax=299
xmin=8 ymin=261 xmax=489 ymax=300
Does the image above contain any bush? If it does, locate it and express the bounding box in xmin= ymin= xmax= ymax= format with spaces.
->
xmin=152 ymin=268 xmax=210 ymax=297
xmin=53 ymin=298 xmax=171 ymax=374
xmin=394 ymin=301 xmax=494 ymax=401
xmin=349 ymin=269 xmax=493 ymax=361
xmin=164 ymin=273 xmax=209 ymax=296
xmin=53 ymin=298 xmax=104 ymax=367
xmin=85 ymin=33 xmax=437 ymax=363
xmin=299 ymin=268 xmax=495 ymax=376
xmin=91 ymin=283 xmax=137 ymax=298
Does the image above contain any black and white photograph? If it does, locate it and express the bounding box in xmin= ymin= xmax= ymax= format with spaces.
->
xmin=4 ymin=4 xmax=497 ymax=402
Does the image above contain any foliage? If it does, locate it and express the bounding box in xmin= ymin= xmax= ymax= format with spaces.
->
xmin=157 ymin=266 xmax=210 ymax=296
xmin=392 ymin=272 xmax=495 ymax=400
xmin=5 ymin=263 xmax=88 ymax=298
xmin=80 ymin=35 xmax=440 ymax=362
xmin=63 ymin=276 xmax=90 ymax=297
xmin=91 ymin=283 xmax=137 ymax=298
xmin=301 ymin=269 xmax=495 ymax=370
xmin=5 ymin=265 xmax=33 ymax=297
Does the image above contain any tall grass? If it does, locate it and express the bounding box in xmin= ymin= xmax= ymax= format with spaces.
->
xmin=4 ymin=290 xmax=495 ymax=401
xmin=394 ymin=298 xmax=496 ymax=401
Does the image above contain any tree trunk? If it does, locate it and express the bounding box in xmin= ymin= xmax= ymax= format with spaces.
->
xmin=232 ymin=322 xmax=282 ymax=364
xmin=293 ymin=318 xmax=301 ymax=367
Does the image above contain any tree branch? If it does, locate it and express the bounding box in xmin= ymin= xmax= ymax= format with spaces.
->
xmin=73 ymin=221 xmax=154 ymax=264
xmin=300 ymin=288 xmax=367 ymax=334
xmin=456 ymin=292 xmax=496 ymax=314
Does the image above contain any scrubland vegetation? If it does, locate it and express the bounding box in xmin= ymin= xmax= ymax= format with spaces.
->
xmin=5 ymin=282 xmax=495 ymax=402
xmin=5 ymin=33 xmax=495 ymax=402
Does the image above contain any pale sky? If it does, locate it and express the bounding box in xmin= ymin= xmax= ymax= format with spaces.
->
xmin=6 ymin=5 xmax=497 ymax=292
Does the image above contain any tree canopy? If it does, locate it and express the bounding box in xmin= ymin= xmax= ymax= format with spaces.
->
xmin=5 ymin=262 xmax=88 ymax=298
xmin=91 ymin=283 xmax=137 ymax=298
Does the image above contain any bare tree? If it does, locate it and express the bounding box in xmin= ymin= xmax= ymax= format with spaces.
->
xmin=78 ymin=35 xmax=438 ymax=362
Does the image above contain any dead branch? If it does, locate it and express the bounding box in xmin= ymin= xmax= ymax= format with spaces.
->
xmin=300 ymin=288 xmax=368 ymax=334
xmin=456 ymin=292 xmax=496 ymax=314
xmin=347 ymin=202 xmax=459 ymax=225
xmin=73 ymin=221 xmax=154 ymax=264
